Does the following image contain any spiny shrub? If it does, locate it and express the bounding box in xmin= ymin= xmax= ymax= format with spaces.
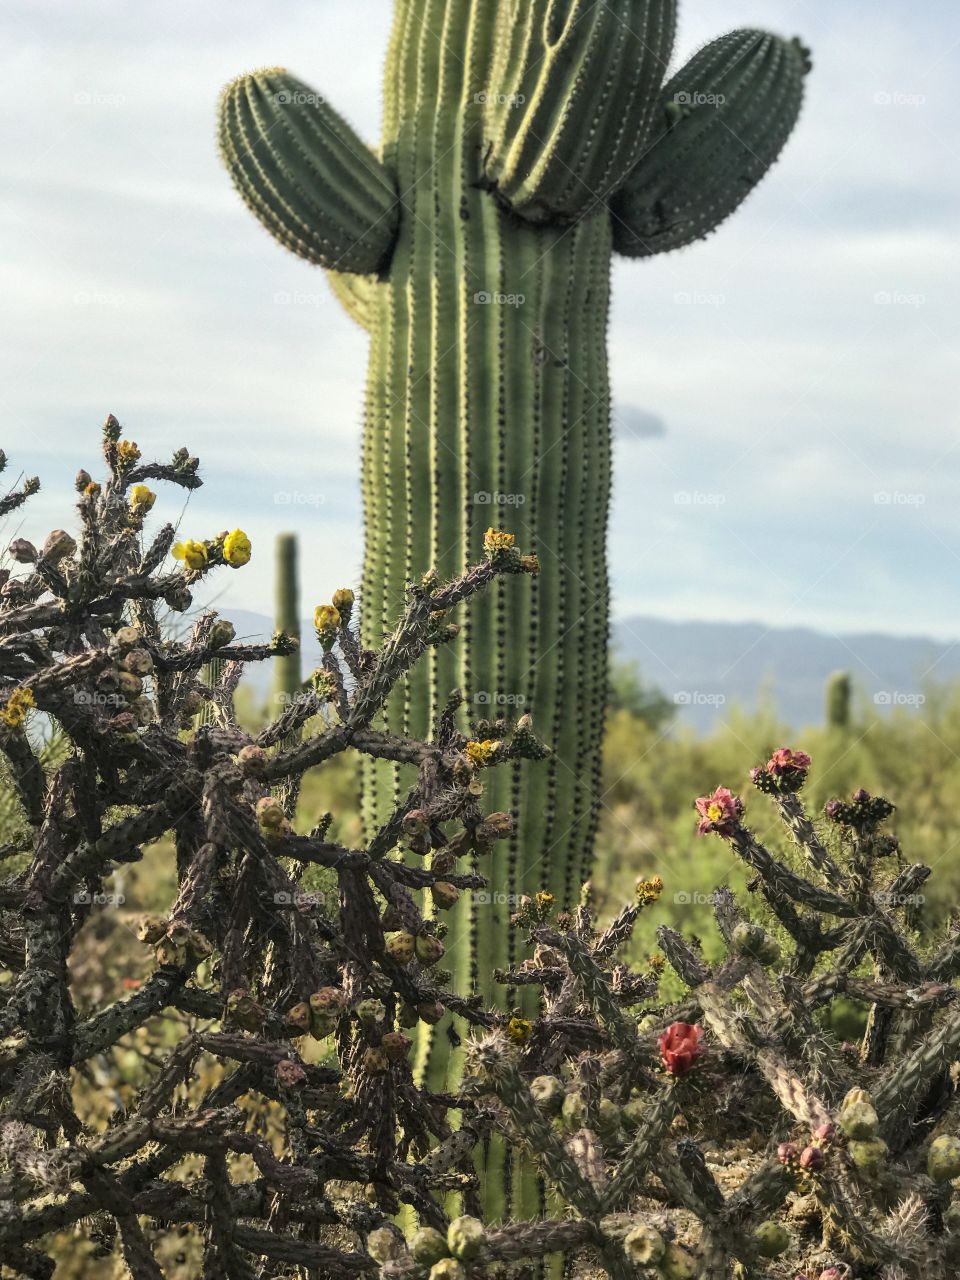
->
xmin=0 ymin=420 xmax=542 ymax=1278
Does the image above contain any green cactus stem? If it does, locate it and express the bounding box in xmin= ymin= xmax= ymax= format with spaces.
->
xmin=218 ymin=4 xmax=808 ymax=1104
xmin=826 ymin=670 xmax=852 ymax=731
xmin=273 ymin=533 xmax=302 ymax=719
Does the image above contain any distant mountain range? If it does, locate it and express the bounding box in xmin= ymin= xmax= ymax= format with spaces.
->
xmin=207 ymin=608 xmax=960 ymax=734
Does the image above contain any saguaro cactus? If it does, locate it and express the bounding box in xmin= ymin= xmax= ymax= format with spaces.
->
xmin=272 ymin=532 xmax=302 ymax=719
xmin=826 ymin=669 xmax=852 ymax=731
xmin=218 ymin=4 xmax=808 ymax=1089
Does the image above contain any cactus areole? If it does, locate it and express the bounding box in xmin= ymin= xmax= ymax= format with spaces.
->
xmin=219 ymin=2 xmax=808 ymax=1088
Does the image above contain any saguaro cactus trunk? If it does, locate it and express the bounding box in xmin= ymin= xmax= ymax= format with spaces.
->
xmin=272 ymin=532 xmax=302 ymax=719
xmin=219 ymin=2 xmax=808 ymax=1099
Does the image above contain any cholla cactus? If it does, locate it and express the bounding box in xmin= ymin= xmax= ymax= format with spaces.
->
xmin=217 ymin=3 xmax=811 ymax=1093
xmin=0 ymin=422 xmax=542 ymax=1278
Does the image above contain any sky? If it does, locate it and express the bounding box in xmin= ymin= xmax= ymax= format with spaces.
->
xmin=2 ymin=0 xmax=959 ymax=643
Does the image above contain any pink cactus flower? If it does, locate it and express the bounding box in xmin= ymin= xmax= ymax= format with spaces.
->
xmin=695 ymin=786 xmax=743 ymax=837
xmin=659 ymin=1022 xmax=704 ymax=1076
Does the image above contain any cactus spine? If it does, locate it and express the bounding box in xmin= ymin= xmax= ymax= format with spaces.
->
xmin=273 ymin=533 xmax=302 ymax=719
xmin=218 ymin=4 xmax=808 ymax=1095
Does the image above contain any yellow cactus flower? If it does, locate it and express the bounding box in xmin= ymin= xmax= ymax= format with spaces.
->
xmin=129 ymin=484 xmax=156 ymax=512
xmin=223 ymin=528 xmax=252 ymax=567
xmin=117 ymin=439 xmax=141 ymax=464
xmin=1 ymin=687 xmax=35 ymax=729
xmin=506 ymin=1016 xmax=533 ymax=1046
xmin=535 ymin=891 xmax=555 ymax=914
xmin=465 ymin=739 xmax=500 ymax=767
xmin=635 ymin=876 xmax=664 ymax=907
xmin=483 ymin=528 xmax=516 ymax=558
xmin=314 ymin=604 xmax=341 ymax=635
xmin=171 ymin=539 xmax=208 ymax=570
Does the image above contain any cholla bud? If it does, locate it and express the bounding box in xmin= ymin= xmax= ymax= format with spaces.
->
xmin=41 ymin=529 xmax=76 ymax=562
xmin=363 ymin=1047 xmax=390 ymax=1076
xmin=848 ymin=1137 xmax=888 ymax=1174
xmin=415 ymin=933 xmax=445 ymax=966
xmin=418 ymin=1000 xmax=444 ymax=1025
xmin=275 ymin=1059 xmax=307 ymax=1089
xmin=256 ymin=796 xmax=285 ymax=831
xmin=385 ymin=931 xmax=415 ymax=964
xmin=366 ymin=1227 xmax=403 ymax=1264
xmin=410 ymin=1226 xmax=448 ymax=1265
xmin=226 ymin=988 xmax=266 ymax=1033
xmin=402 ymin=808 xmax=430 ymax=838
xmin=927 ymin=1134 xmax=960 ymax=1184
xmin=8 ymin=539 xmax=37 ymax=564
xmin=777 ymin=1141 xmax=799 ymax=1165
xmin=381 ymin=1031 xmax=412 ymax=1061
xmin=113 ymin=625 xmax=141 ymax=650
xmin=814 ymin=1122 xmax=838 ymax=1145
xmin=353 ymin=997 xmax=385 ymax=1024
xmin=310 ymin=987 xmax=345 ymax=1015
xmin=332 ymin=587 xmax=355 ymax=620
xmin=430 ymin=881 xmax=460 ymax=910
xmin=165 ymin=585 xmax=192 ymax=612
xmin=660 ymin=1243 xmax=699 ymax=1279
xmin=155 ymin=939 xmax=187 ymax=968
xmin=623 ymin=1224 xmax=665 ymax=1266
xmin=286 ymin=1002 xmax=312 ymax=1033
xmin=530 ymin=1075 xmax=564 ymax=1114
xmin=753 ymin=1221 xmax=790 ymax=1257
xmin=799 ymin=1144 xmax=824 ymax=1172
xmin=137 ymin=915 xmax=167 ymax=944
xmin=839 ymin=1100 xmax=879 ymax=1140
xmin=447 ymin=1216 xmax=484 ymax=1262
xmin=108 ymin=711 xmax=138 ymax=737
xmin=429 ymin=1262 xmax=464 ymax=1280
xmin=117 ymin=671 xmax=143 ymax=698
xmin=561 ymin=1091 xmax=586 ymax=1130
xmin=122 ymin=648 xmax=153 ymax=675
xmin=238 ymin=744 xmax=267 ymax=776
xmin=208 ymin=619 xmax=235 ymax=648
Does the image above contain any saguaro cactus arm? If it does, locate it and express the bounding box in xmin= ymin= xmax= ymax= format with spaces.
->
xmin=611 ymin=30 xmax=810 ymax=258
xmin=484 ymin=0 xmax=676 ymax=223
xmin=218 ymin=68 xmax=400 ymax=275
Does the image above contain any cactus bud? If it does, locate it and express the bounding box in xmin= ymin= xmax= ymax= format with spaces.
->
xmin=418 ymin=1000 xmax=445 ymax=1025
xmin=623 ymin=1224 xmax=665 ymax=1266
xmin=799 ymin=1144 xmax=824 ymax=1172
xmin=410 ymin=1226 xmax=448 ymax=1265
xmin=530 ymin=1075 xmax=565 ymax=1114
xmin=430 ymin=881 xmax=461 ymax=910
xmin=122 ymin=648 xmax=153 ymax=676
xmin=41 ymin=529 xmax=76 ymax=563
xmin=116 ymin=670 xmax=143 ymax=698
xmin=238 ymin=744 xmax=267 ymax=776
xmin=366 ymin=1227 xmax=402 ymax=1264
xmin=447 ymin=1216 xmax=484 ymax=1262
xmin=753 ymin=1221 xmax=790 ymax=1257
xmin=286 ymin=1001 xmax=312 ymax=1033
xmin=353 ymin=997 xmax=385 ymax=1024
xmin=381 ymin=1031 xmax=412 ymax=1061
xmin=660 ymin=1243 xmax=699 ymax=1279
xmin=415 ymin=933 xmax=445 ymax=966
xmin=429 ymin=1263 xmax=465 ymax=1280
xmin=136 ymin=914 xmax=167 ymax=944
xmin=155 ymin=939 xmax=187 ymax=968
xmin=208 ymin=619 xmax=236 ymax=648
xmin=362 ymin=1047 xmax=390 ymax=1075
xmin=385 ymin=931 xmax=415 ymax=964
xmin=928 ymin=1134 xmax=960 ymax=1184
xmin=275 ymin=1058 xmax=307 ymax=1089
xmin=561 ymin=1090 xmax=586 ymax=1130
xmin=256 ymin=796 xmax=285 ymax=831
xmin=8 ymin=539 xmax=37 ymax=564
xmin=839 ymin=1100 xmax=879 ymax=1140
xmin=332 ymin=587 xmax=355 ymax=621
xmin=848 ymin=1136 xmax=888 ymax=1174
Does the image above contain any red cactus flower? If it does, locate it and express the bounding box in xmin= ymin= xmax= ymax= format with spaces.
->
xmin=768 ymin=747 xmax=811 ymax=775
xmin=695 ymin=786 xmax=742 ymax=837
xmin=658 ymin=1022 xmax=704 ymax=1076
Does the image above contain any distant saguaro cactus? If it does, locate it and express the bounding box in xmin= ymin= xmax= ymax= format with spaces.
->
xmin=273 ymin=533 xmax=302 ymax=720
xmin=218 ymin=2 xmax=809 ymax=1090
xmin=826 ymin=670 xmax=852 ymax=731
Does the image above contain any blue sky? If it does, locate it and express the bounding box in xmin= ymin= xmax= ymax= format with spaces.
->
xmin=2 ymin=0 xmax=958 ymax=640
